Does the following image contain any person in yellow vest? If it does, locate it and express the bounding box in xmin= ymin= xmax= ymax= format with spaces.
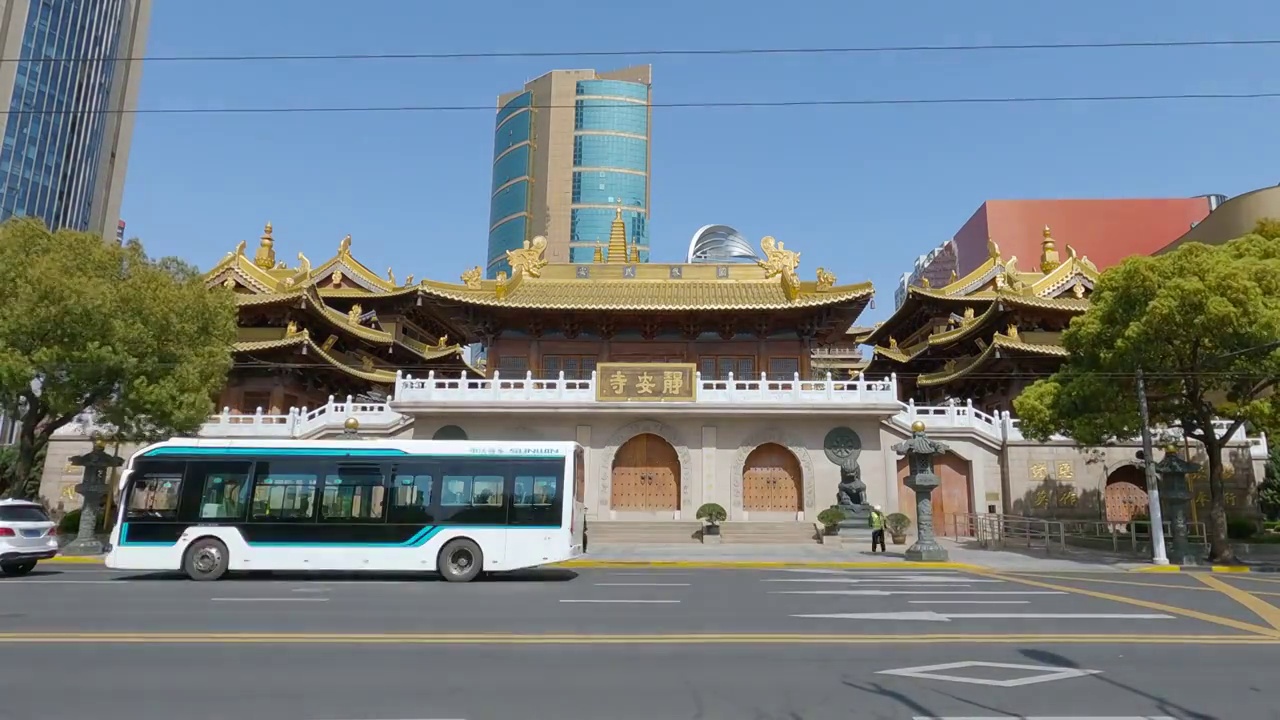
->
xmin=869 ymin=504 xmax=885 ymax=553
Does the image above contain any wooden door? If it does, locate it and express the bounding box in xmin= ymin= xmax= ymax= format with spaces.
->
xmin=611 ymin=434 xmax=680 ymax=511
xmin=743 ymin=443 xmax=802 ymax=513
xmin=934 ymin=452 xmax=973 ymax=536
xmin=1105 ymin=466 xmax=1148 ymax=523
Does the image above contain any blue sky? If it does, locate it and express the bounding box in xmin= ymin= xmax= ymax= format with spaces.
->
xmin=121 ymin=0 xmax=1280 ymax=323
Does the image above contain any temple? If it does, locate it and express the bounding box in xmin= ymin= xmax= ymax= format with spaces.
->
xmin=863 ymin=227 xmax=1097 ymax=414
xmin=204 ymin=223 xmax=475 ymax=413
xmin=39 ymin=217 xmax=1268 ymax=540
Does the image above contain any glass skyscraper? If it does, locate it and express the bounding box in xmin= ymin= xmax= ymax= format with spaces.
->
xmin=487 ymin=66 xmax=651 ymax=277
xmin=0 ymin=0 xmax=151 ymax=237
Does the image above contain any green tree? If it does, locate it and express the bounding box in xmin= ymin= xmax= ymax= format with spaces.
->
xmin=1261 ymin=444 xmax=1280 ymax=521
xmin=1014 ymin=234 xmax=1280 ymax=563
xmin=0 ymin=218 xmax=237 ymax=499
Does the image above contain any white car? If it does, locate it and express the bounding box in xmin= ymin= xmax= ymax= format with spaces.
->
xmin=0 ymin=499 xmax=58 ymax=576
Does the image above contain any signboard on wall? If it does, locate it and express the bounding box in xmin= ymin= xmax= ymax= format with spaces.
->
xmin=594 ymin=363 xmax=697 ymax=403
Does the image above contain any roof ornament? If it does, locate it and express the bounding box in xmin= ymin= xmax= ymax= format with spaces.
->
xmin=1066 ymin=244 xmax=1079 ymax=259
xmin=629 ymin=243 xmax=640 ymax=263
xmin=986 ymin=237 xmax=1001 ymax=260
xmin=757 ymin=236 xmax=801 ymax=281
xmin=387 ymin=267 xmax=396 ymax=286
xmin=593 ymin=241 xmax=604 ymax=264
xmin=1072 ymin=283 xmax=1086 ymax=299
xmin=296 ymin=252 xmax=311 ymax=276
xmin=920 ymin=277 xmax=931 ymax=289
xmin=347 ymin=303 xmax=363 ymax=324
xmin=1005 ymin=322 xmax=1020 ymax=340
xmin=338 ymin=235 xmax=352 ymax=257
xmin=221 ymin=277 xmax=236 ymax=289
xmin=1040 ymin=225 xmax=1060 ymax=273
xmin=285 ymin=320 xmax=300 ymax=336
xmin=331 ymin=270 xmax=344 ymax=287
xmin=606 ymin=203 xmax=628 ymax=264
xmin=405 ymin=274 xmax=414 ymax=286
xmin=495 ymin=270 xmax=509 ymax=299
xmin=815 ymin=267 xmax=835 ymax=291
xmin=460 ymin=266 xmax=483 ymax=289
xmin=435 ymin=335 xmax=449 ymax=350
xmin=949 ymin=269 xmax=958 ymax=284
xmin=253 ymin=222 xmax=275 ymax=269
xmin=889 ymin=337 xmax=899 ymax=350
xmin=1003 ymin=256 xmax=1026 ymax=292
xmin=234 ymin=240 xmax=247 ymax=257
xmin=506 ymin=236 xmax=548 ymax=277
xmin=962 ymin=306 xmax=975 ymax=323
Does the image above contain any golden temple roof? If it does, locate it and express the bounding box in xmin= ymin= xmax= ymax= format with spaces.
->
xmin=863 ymin=227 xmax=1098 ymax=348
xmin=208 ymin=224 xmax=872 ymax=315
xmin=916 ymin=331 xmax=1069 ymax=387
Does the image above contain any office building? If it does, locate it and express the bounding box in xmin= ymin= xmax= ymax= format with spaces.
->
xmin=487 ymin=65 xmax=651 ymax=277
xmin=0 ymin=0 xmax=151 ymax=238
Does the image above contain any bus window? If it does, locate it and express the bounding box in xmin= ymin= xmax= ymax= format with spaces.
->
xmin=320 ymin=465 xmax=386 ymax=522
xmin=190 ymin=461 xmax=253 ymax=521
xmin=250 ymin=462 xmax=320 ymax=521
xmin=127 ymin=471 xmax=183 ymax=521
xmin=389 ymin=470 xmax=434 ymax=524
xmin=438 ymin=466 xmax=506 ymax=525
xmin=509 ymin=460 xmax=563 ymax=527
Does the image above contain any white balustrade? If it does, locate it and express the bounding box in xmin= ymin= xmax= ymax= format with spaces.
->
xmin=391 ymin=370 xmax=900 ymax=407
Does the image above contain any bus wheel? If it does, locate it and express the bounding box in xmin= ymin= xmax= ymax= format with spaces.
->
xmin=183 ymin=538 xmax=229 ymax=581
xmin=437 ymin=539 xmax=483 ymax=583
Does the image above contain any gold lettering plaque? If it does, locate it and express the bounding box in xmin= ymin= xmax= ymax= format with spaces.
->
xmin=595 ymin=363 xmax=697 ymax=402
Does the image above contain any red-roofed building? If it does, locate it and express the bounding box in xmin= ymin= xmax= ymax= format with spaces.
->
xmin=906 ymin=198 xmax=1217 ymax=297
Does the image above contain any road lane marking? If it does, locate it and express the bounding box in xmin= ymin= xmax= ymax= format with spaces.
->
xmin=765 ymin=578 xmax=1000 ymax=584
xmin=558 ymin=599 xmax=681 ymax=604
xmin=908 ymin=600 xmax=1031 ymax=605
xmin=210 ymin=597 xmax=330 ymax=603
xmin=1007 ymin=574 xmax=1213 ymax=592
xmin=608 ymin=572 xmax=692 ymax=576
xmin=881 ymin=660 xmax=1102 ymax=687
xmin=1195 ymin=574 xmax=1280 ymax=634
xmin=770 ymin=590 xmax=1065 ymax=596
xmin=794 ymin=611 xmax=1173 ymax=622
xmin=593 ymin=583 xmax=691 ymax=587
xmin=0 ymin=632 xmax=1267 ymax=645
xmin=980 ymin=570 xmax=1280 ymax=637
xmin=1221 ymin=573 xmax=1280 ymax=586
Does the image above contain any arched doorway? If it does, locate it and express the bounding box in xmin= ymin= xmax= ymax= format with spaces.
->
xmin=896 ymin=451 xmax=973 ymax=537
xmin=433 ymin=425 xmax=467 ymax=440
xmin=611 ymin=433 xmax=681 ymax=512
xmin=1105 ymin=465 xmax=1148 ymax=523
xmin=743 ymin=443 xmax=803 ymax=516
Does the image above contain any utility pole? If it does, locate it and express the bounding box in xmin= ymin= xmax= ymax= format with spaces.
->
xmin=1135 ymin=366 xmax=1169 ymax=565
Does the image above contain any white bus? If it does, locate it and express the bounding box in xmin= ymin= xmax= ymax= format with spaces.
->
xmin=105 ymin=438 xmax=586 ymax=581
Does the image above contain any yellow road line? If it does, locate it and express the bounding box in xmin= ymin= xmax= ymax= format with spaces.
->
xmin=0 ymin=632 xmax=1270 ymax=645
xmin=1010 ymin=573 xmax=1211 ymax=592
xmin=43 ymin=557 xmax=106 ymax=564
xmin=1195 ymin=575 xmax=1280 ymax=634
xmin=979 ymin=570 xmax=1280 ymax=637
xmin=1219 ymin=574 xmax=1280 ymax=586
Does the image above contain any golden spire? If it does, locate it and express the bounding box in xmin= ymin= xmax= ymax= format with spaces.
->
xmin=592 ymin=241 xmax=604 ymax=264
xmin=606 ymin=203 xmax=628 ymax=263
xmin=1040 ymin=225 xmax=1060 ymax=273
xmin=253 ymin=222 xmax=275 ymax=269
xmin=629 ymin=243 xmax=640 ymax=263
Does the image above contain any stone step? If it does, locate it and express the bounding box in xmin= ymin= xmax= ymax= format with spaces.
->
xmin=720 ymin=522 xmax=819 ymax=545
xmin=586 ymin=521 xmax=703 ymax=544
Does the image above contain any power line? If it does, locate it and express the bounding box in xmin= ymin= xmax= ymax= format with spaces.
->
xmin=9 ymin=38 xmax=1280 ymax=64
xmin=6 ymin=91 xmax=1280 ymax=116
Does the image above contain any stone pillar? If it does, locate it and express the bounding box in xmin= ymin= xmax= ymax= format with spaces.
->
xmin=1155 ymin=446 xmax=1199 ymax=566
xmin=893 ymin=421 xmax=950 ymax=562
xmin=62 ymin=437 xmax=124 ymax=556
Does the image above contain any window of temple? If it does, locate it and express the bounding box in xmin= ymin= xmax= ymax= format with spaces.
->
xmin=241 ymin=392 xmax=271 ymax=414
xmin=542 ymin=354 xmax=597 ymax=380
xmin=497 ymin=355 xmax=529 ymax=376
xmin=768 ymin=357 xmax=801 ymax=380
xmin=700 ymin=356 xmax=755 ymax=381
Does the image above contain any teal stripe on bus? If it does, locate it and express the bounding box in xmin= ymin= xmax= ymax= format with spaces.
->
xmin=117 ymin=523 xmax=561 ymax=548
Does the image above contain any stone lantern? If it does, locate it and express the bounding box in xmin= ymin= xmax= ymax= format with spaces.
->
xmin=1155 ymin=445 xmax=1199 ymax=566
xmin=62 ymin=436 xmax=124 ymax=556
xmin=893 ymin=420 xmax=950 ymax=562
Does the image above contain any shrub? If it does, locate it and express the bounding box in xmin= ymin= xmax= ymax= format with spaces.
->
xmin=695 ymin=503 xmax=726 ymax=525
xmin=1226 ymin=518 xmax=1258 ymax=540
xmin=885 ymin=513 xmax=912 ymax=534
xmin=58 ymin=508 xmax=106 ymax=536
xmin=817 ymin=507 xmax=846 ymax=528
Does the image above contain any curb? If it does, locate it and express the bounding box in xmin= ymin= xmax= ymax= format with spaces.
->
xmin=1130 ymin=565 xmax=1272 ymax=574
xmin=553 ymin=560 xmax=985 ymax=570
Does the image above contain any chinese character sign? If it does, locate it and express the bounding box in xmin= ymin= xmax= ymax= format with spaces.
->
xmin=595 ymin=363 xmax=697 ymax=402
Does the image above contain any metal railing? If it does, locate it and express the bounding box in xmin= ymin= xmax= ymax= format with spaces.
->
xmin=948 ymin=512 xmax=1208 ymax=557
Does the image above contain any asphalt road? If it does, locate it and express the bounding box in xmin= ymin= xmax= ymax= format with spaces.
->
xmin=0 ymin=566 xmax=1277 ymax=720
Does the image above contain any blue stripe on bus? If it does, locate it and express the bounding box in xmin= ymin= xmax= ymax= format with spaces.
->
xmin=143 ymin=447 xmax=410 ymax=457
xmin=117 ymin=523 xmax=561 ymax=548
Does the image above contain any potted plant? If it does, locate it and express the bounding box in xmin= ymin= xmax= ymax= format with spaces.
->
xmin=696 ymin=503 xmax=727 ymax=536
xmin=885 ymin=513 xmax=911 ymax=544
xmin=817 ymin=507 xmax=846 ymax=536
